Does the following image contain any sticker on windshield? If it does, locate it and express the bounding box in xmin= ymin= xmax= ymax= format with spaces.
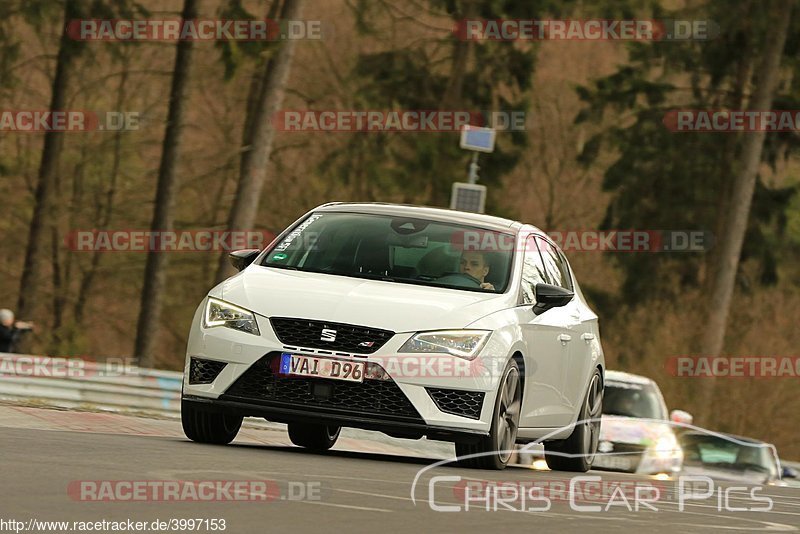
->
xmin=272 ymin=253 xmax=288 ymax=260
xmin=273 ymin=214 xmax=323 ymax=253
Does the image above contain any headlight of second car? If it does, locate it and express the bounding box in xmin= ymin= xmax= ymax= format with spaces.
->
xmin=203 ymin=297 xmax=260 ymax=336
xmin=398 ymin=330 xmax=490 ymax=360
xmin=652 ymin=433 xmax=682 ymax=460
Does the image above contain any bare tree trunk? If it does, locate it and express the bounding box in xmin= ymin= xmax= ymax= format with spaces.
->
xmin=134 ymin=0 xmax=200 ymax=367
xmin=16 ymin=0 xmax=81 ymax=321
xmin=214 ymin=0 xmax=304 ymax=283
xmin=50 ymin=225 xmax=64 ymax=343
xmin=52 ymin=139 xmax=87 ymax=351
xmin=427 ymin=1 xmax=477 ymax=207
xmin=439 ymin=0 xmax=477 ymax=110
xmin=205 ymin=62 xmax=264 ymax=285
xmin=700 ymin=0 xmax=793 ymax=409
xmin=704 ymin=0 xmax=755 ymax=290
xmin=74 ymin=64 xmax=130 ymax=325
xmin=205 ymin=0 xmax=281 ymax=284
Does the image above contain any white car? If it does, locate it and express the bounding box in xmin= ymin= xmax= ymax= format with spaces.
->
xmin=593 ymin=370 xmax=686 ymax=475
xmin=181 ymin=202 xmax=605 ymax=470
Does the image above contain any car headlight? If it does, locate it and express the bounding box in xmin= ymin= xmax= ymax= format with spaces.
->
xmin=203 ymin=297 xmax=260 ymax=336
xmin=398 ymin=330 xmax=490 ymax=360
xmin=652 ymin=433 xmax=682 ymax=460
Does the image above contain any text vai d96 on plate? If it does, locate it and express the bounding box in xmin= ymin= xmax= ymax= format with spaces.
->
xmin=280 ymin=353 xmax=365 ymax=382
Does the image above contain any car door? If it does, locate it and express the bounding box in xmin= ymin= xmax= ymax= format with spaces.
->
xmin=515 ymin=234 xmax=574 ymax=428
xmin=540 ymin=239 xmax=597 ymax=414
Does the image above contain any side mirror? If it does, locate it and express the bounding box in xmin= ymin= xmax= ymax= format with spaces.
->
xmin=782 ymin=466 xmax=799 ymax=479
xmin=533 ymin=283 xmax=574 ymax=315
xmin=228 ymin=249 xmax=260 ymax=272
xmin=670 ymin=409 xmax=693 ymax=426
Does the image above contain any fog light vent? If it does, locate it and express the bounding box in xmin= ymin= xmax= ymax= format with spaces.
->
xmin=189 ymin=358 xmax=227 ymax=384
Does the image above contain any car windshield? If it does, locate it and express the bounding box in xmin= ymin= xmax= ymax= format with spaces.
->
xmin=602 ymin=381 xmax=666 ymax=420
xmin=259 ymin=212 xmax=514 ymax=293
xmin=679 ymin=434 xmax=778 ymax=478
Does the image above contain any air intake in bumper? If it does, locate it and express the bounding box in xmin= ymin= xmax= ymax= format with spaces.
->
xmin=189 ymin=357 xmax=227 ymax=384
xmin=426 ymin=388 xmax=485 ymax=419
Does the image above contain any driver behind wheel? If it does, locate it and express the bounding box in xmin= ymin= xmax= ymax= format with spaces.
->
xmin=460 ymin=251 xmax=495 ymax=290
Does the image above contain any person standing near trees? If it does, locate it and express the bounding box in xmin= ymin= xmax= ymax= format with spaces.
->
xmin=0 ymin=309 xmax=34 ymax=353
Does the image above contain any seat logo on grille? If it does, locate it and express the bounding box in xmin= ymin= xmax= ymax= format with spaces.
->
xmin=320 ymin=328 xmax=337 ymax=342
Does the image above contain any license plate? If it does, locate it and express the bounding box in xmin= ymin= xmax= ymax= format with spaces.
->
xmin=279 ymin=353 xmax=365 ymax=383
xmin=593 ymin=455 xmax=633 ymax=471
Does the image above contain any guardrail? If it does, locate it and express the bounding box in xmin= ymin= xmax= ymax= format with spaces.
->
xmin=0 ymin=352 xmax=182 ymax=417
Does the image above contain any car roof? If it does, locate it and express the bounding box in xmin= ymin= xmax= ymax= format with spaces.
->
xmin=313 ymin=202 xmax=527 ymax=233
xmin=605 ymin=370 xmax=656 ymax=386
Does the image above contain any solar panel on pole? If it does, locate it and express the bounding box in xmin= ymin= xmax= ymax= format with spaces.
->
xmin=450 ymin=182 xmax=487 ymax=213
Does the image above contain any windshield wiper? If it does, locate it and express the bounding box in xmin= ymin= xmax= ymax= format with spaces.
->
xmin=351 ymin=272 xmax=403 ymax=283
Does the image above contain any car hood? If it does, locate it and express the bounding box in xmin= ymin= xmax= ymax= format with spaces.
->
xmin=680 ymin=465 xmax=771 ymax=484
xmin=599 ymin=415 xmax=673 ymax=447
xmin=219 ymin=266 xmax=512 ymax=332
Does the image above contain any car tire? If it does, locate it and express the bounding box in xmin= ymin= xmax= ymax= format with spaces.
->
xmin=544 ymin=368 xmax=603 ymax=472
xmin=455 ymin=359 xmax=521 ymax=470
xmin=288 ymin=423 xmax=341 ymax=450
xmin=181 ymin=399 xmax=243 ymax=445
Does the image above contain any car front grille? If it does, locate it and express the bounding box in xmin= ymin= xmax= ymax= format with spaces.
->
xmin=189 ymin=357 xmax=227 ymax=384
xmin=222 ymin=353 xmax=423 ymax=423
xmin=426 ymin=388 xmax=485 ymax=419
xmin=269 ymin=317 xmax=394 ymax=354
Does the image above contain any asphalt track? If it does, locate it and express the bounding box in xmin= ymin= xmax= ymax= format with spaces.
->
xmin=0 ymin=405 xmax=798 ymax=533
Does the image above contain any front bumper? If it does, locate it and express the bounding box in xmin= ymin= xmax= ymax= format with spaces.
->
xmin=183 ymin=306 xmax=506 ymax=435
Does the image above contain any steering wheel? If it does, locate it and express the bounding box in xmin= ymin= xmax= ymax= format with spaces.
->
xmin=435 ymin=272 xmax=482 ymax=288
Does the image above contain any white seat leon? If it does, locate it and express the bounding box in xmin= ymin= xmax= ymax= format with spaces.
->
xmin=181 ymin=202 xmax=605 ymax=470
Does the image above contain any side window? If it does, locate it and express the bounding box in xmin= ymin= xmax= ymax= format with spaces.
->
xmin=521 ymin=236 xmax=548 ymax=304
xmin=536 ymin=237 xmax=572 ymax=290
xmin=556 ymin=249 xmax=574 ymax=291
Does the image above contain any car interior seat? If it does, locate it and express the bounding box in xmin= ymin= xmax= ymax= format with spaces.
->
xmin=417 ymin=246 xmax=459 ymax=278
xmin=354 ymin=236 xmax=391 ymax=276
xmin=482 ymin=252 xmax=506 ymax=290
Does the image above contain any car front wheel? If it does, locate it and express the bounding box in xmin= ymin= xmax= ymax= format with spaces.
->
xmin=455 ymin=359 xmax=521 ymax=470
xmin=181 ymin=399 xmax=243 ymax=445
xmin=288 ymin=422 xmax=341 ymax=450
xmin=544 ymin=368 xmax=603 ymax=472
